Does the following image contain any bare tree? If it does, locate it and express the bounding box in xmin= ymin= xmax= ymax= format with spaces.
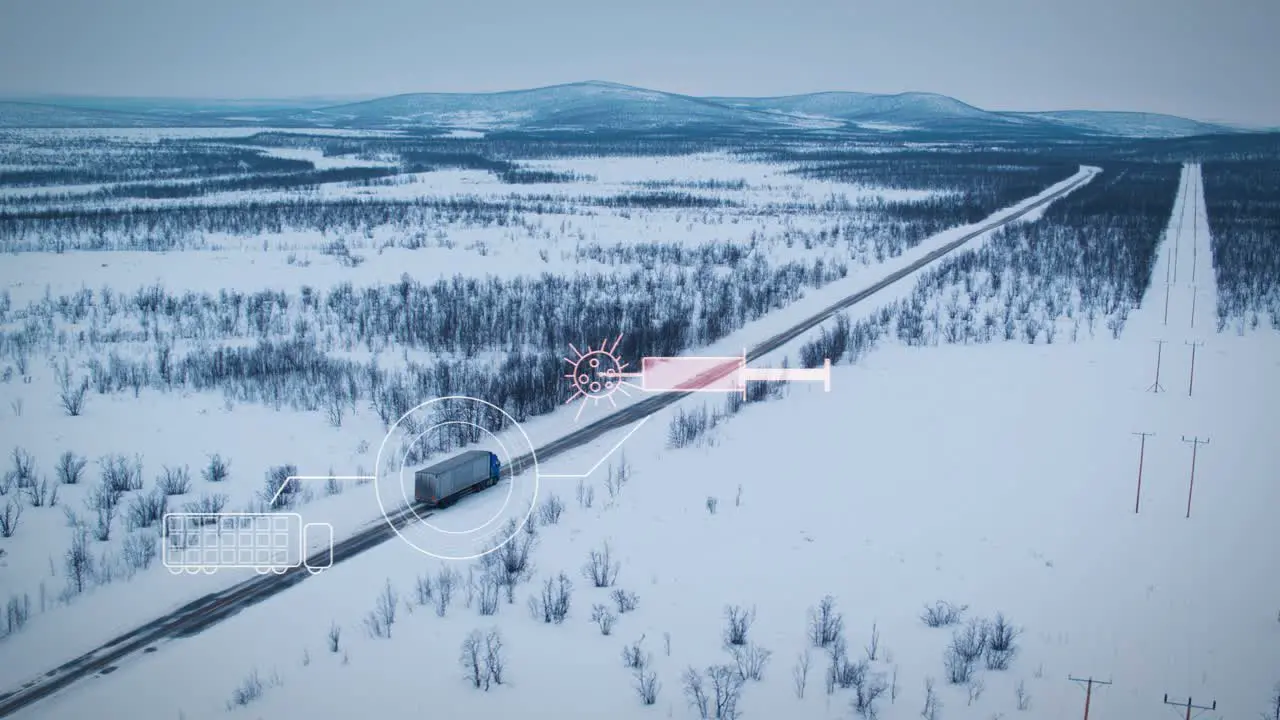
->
xmin=435 ymin=566 xmax=459 ymax=617
xmin=64 ymin=528 xmax=94 ymax=595
xmin=475 ymin=570 xmax=501 ymax=616
xmin=683 ymin=667 xmax=711 ymax=719
xmin=792 ymin=650 xmax=811 ymax=699
xmin=723 ymin=604 xmax=755 ymax=647
xmin=731 ymin=643 xmax=772 ymax=682
xmin=483 ymin=629 xmax=505 ymax=686
xmin=582 ymin=541 xmax=620 ymax=588
xmin=494 ymin=518 xmax=536 ymax=603
xmin=538 ymin=493 xmax=565 ymax=525
xmin=56 ymin=359 xmax=89 ymax=416
xmin=707 ymin=664 xmax=745 ymax=719
xmin=622 ymin=636 xmax=649 ymax=670
xmin=530 ymin=572 xmax=572 ymax=623
xmin=461 ymin=630 xmax=485 ymax=689
xmin=809 ymin=595 xmax=845 ymax=648
xmin=202 ymin=454 xmax=230 ymax=483
xmin=853 ymin=672 xmax=889 ymax=718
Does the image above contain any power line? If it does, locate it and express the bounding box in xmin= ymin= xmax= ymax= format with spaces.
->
xmin=1131 ymin=432 xmax=1155 ymax=514
xmin=1148 ymin=339 xmax=1168 ymax=393
xmin=1180 ymin=435 xmax=1210 ymax=519
xmin=1069 ymin=676 xmax=1112 ymax=720
xmin=1163 ymin=693 xmax=1216 ymax=720
xmin=1185 ymin=341 xmax=1204 ymax=397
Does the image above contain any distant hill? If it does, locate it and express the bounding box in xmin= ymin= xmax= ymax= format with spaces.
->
xmin=0 ymin=81 xmax=1247 ymax=139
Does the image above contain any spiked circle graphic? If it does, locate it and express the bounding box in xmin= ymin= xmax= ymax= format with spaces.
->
xmin=564 ymin=334 xmax=640 ymax=420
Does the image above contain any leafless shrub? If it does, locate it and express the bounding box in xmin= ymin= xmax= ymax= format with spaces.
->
xmin=622 ymin=636 xmax=649 ymax=670
xmin=26 ymin=477 xmax=53 ymax=507
xmin=56 ymin=360 xmax=89 ymax=416
xmin=582 ymin=541 xmax=620 ymax=588
xmin=324 ymin=476 xmax=342 ymax=496
xmin=123 ymin=486 xmax=165 ymax=527
xmin=64 ymin=528 xmax=93 ymax=595
xmin=591 ymin=603 xmax=616 ymax=635
xmin=0 ymin=501 xmax=20 ymax=538
xmin=952 ymin=618 xmax=989 ymax=665
xmin=853 ymin=672 xmax=889 ymax=718
xmin=92 ymin=500 xmax=116 ymax=541
xmin=985 ymin=612 xmax=1020 ymax=670
xmin=891 ymin=665 xmax=899 ymax=703
xmin=483 ymin=629 xmax=505 ymax=686
xmin=99 ymin=454 xmax=143 ymax=494
xmin=944 ymin=645 xmax=975 ymax=685
xmin=55 ymin=451 xmax=87 ymax=485
xmin=475 ymin=570 xmax=501 ymax=616
xmin=683 ymin=667 xmax=711 ymax=719
xmin=0 ymin=471 xmax=10 ymax=497
xmin=530 ymin=572 xmax=572 ymax=623
xmin=612 ymin=588 xmax=639 ymax=613
xmin=461 ymin=628 xmax=505 ymax=690
xmin=707 ymin=664 xmax=745 ymax=720
xmin=120 ymin=531 xmax=157 ymax=571
xmin=575 ymin=478 xmax=594 ymax=509
xmin=967 ymin=677 xmax=985 ymax=705
xmin=723 ymin=604 xmax=755 ymax=647
xmin=365 ymin=579 xmax=398 ymax=638
xmin=1015 ymin=680 xmax=1031 ymax=711
xmin=922 ymin=600 xmax=967 ymax=628
xmin=731 ymin=643 xmax=772 ymax=682
xmin=706 ymin=496 xmax=718 ymax=514
xmin=202 ymin=454 xmax=230 ymax=483
xmin=635 ymin=667 xmax=660 ymax=705
xmin=809 ymin=595 xmax=845 ymax=648
xmin=461 ymin=630 xmax=486 ymax=689
xmin=493 ymin=518 xmax=536 ymax=602
xmin=9 ymin=448 xmax=35 ymax=488
xmin=538 ymin=493 xmax=565 ymax=524
xmin=181 ymin=493 xmax=228 ymax=516
xmin=327 ymin=622 xmax=341 ymax=653
xmin=922 ymin=677 xmax=941 ymax=720
xmin=865 ymin=622 xmax=881 ymax=661
xmin=227 ymin=669 xmax=265 ymax=708
xmin=262 ymin=464 xmax=299 ymax=509
xmin=793 ymin=650 xmax=811 ymax=698
xmin=827 ymin=640 xmax=870 ymax=692
xmin=4 ymin=593 xmax=31 ymax=637
xmin=435 ymin=566 xmax=460 ymax=616
xmin=413 ymin=573 xmax=434 ymax=606
xmin=156 ymin=465 xmax=192 ymax=495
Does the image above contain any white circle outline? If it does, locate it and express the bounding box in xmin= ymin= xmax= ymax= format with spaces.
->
xmin=374 ymin=395 xmax=539 ymax=561
xmin=396 ymin=419 xmax=517 ymax=536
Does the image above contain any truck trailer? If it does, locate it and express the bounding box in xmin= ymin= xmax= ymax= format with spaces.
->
xmin=414 ymin=450 xmax=500 ymax=507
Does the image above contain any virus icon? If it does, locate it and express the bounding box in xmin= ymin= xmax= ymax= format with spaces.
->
xmin=564 ymin=334 xmax=638 ymax=420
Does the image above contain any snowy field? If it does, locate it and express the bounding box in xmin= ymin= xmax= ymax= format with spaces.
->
xmin=3 ymin=162 xmax=1276 ymax=720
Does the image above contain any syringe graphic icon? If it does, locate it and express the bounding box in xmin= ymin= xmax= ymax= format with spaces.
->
xmin=565 ymin=335 xmax=831 ymax=420
xmin=604 ymin=353 xmax=831 ymax=396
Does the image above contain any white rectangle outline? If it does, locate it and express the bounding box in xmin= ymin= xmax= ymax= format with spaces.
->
xmin=162 ymin=512 xmax=303 ymax=570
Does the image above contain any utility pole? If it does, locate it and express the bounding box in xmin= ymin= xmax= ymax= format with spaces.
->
xmin=1132 ymin=432 xmax=1155 ymax=513
xmin=1189 ymin=284 xmax=1198 ymax=329
xmin=1163 ymin=693 xmax=1215 ymax=720
xmin=1070 ymin=676 xmax=1112 ymax=720
xmin=1180 ymin=436 xmax=1210 ymax=519
xmin=1163 ymin=282 xmax=1173 ymax=326
xmin=1185 ymin=341 xmax=1204 ymax=397
xmin=1148 ymin=339 xmax=1167 ymax=393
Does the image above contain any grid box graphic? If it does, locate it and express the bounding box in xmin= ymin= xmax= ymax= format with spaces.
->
xmin=163 ymin=512 xmax=304 ymax=573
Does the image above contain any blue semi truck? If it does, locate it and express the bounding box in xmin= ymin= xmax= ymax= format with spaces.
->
xmin=414 ymin=450 xmax=500 ymax=507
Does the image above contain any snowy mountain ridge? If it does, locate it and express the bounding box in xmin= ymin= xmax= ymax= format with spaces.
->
xmin=0 ymin=80 xmax=1247 ymax=138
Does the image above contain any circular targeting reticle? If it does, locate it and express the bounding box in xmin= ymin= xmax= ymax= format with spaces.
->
xmin=374 ymin=396 xmax=539 ymax=561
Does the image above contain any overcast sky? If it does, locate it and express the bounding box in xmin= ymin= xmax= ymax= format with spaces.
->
xmin=1 ymin=0 xmax=1276 ymax=125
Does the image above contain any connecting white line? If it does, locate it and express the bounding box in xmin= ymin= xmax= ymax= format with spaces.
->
xmin=538 ymin=416 xmax=652 ymax=479
xmin=270 ymin=475 xmax=376 ymax=506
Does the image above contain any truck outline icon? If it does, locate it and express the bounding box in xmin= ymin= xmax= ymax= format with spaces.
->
xmin=162 ymin=511 xmax=334 ymax=575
